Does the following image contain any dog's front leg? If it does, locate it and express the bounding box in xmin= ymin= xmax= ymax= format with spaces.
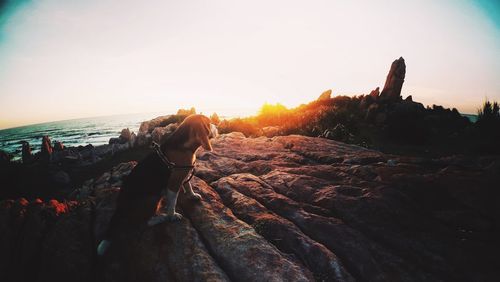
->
xmin=147 ymin=188 xmax=182 ymax=226
xmin=183 ymin=181 xmax=202 ymax=201
xmin=165 ymin=188 xmax=183 ymax=221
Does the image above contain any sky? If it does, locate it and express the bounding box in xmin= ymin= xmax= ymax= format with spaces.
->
xmin=0 ymin=0 xmax=499 ymax=129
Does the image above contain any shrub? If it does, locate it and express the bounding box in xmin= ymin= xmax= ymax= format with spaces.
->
xmin=477 ymin=100 xmax=500 ymax=124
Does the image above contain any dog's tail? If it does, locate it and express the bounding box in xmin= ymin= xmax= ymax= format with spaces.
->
xmin=97 ymin=239 xmax=112 ymax=256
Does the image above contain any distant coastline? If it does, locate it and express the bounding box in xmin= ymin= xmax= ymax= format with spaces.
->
xmin=0 ymin=110 xmax=479 ymax=161
xmin=0 ymin=111 xmax=236 ymax=160
xmin=0 ymin=113 xmax=158 ymax=159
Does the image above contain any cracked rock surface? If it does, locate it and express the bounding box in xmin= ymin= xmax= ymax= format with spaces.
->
xmin=1 ymin=133 xmax=499 ymax=281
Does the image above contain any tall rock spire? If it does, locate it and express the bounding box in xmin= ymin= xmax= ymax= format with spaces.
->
xmin=380 ymin=57 xmax=406 ymax=101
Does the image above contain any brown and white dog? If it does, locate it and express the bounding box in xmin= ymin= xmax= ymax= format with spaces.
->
xmin=97 ymin=114 xmax=217 ymax=256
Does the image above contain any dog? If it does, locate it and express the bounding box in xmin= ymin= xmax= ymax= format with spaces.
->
xmin=97 ymin=114 xmax=218 ymax=256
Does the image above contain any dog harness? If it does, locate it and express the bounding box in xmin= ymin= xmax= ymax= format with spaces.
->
xmin=151 ymin=141 xmax=196 ymax=183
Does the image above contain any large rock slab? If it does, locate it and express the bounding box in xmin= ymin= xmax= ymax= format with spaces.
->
xmin=1 ymin=132 xmax=499 ymax=281
xmin=178 ymin=177 xmax=314 ymax=282
xmin=214 ymin=173 xmax=434 ymax=281
xmin=213 ymin=178 xmax=354 ymax=281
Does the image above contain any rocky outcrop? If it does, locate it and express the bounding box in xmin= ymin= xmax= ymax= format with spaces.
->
xmin=21 ymin=142 xmax=32 ymax=163
xmin=317 ymin=89 xmax=332 ymax=101
xmin=109 ymin=128 xmax=136 ymax=146
xmin=178 ymin=178 xmax=314 ymax=281
xmin=0 ymin=149 xmax=13 ymax=163
xmin=136 ymin=115 xmax=182 ymax=146
xmin=151 ymin=123 xmax=178 ymax=144
xmin=369 ymin=87 xmax=380 ymax=98
xmin=139 ymin=115 xmax=176 ymax=134
xmin=1 ymin=133 xmax=499 ymax=281
xmin=261 ymin=126 xmax=281 ymax=137
xmin=53 ymin=141 xmax=65 ymax=151
xmin=380 ymin=57 xmax=406 ymax=101
xmin=40 ymin=136 xmax=53 ymax=162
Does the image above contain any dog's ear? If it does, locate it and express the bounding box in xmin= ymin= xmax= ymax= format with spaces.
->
xmin=196 ymin=123 xmax=212 ymax=151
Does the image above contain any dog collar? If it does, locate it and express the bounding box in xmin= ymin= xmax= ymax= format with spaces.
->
xmin=151 ymin=141 xmax=196 ymax=184
xmin=151 ymin=141 xmax=195 ymax=170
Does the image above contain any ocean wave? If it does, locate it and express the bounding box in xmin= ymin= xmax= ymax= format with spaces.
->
xmin=0 ymin=113 xmax=152 ymax=158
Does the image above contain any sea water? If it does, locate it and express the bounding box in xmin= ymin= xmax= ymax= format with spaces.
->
xmin=0 ymin=112 xmax=162 ymax=160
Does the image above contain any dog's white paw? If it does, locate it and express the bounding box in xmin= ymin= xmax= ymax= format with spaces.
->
xmin=187 ymin=192 xmax=202 ymax=201
xmin=147 ymin=212 xmax=183 ymax=226
xmin=147 ymin=214 xmax=168 ymax=226
xmin=168 ymin=212 xmax=184 ymax=221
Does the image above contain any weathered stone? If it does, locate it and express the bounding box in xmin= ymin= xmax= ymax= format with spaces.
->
xmin=261 ymin=126 xmax=281 ymax=137
xmin=151 ymin=123 xmax=177 ymax=144
xmin=318 ymin=89 xmax=332 ymax=101
xmin=21 ymin=141 xmax=33 ymax=163
xmin=370 ymin=86 xmax=380 ymax=98
xmin=213 ymin=179 xmax=354 ymax=281
xmin=40 ymin=135 xmax=53 ymax=162
xmin=1 ymin=132 xmax=498 ymax=281
xmin=214 ymin=173 xmax=433 ymax=281
xmin=179 ymin=177 xmax=314 ymax=281
xmin=380 ymin=57 xmax=406 ymax=101
xmin=138 ymin=115 xmax=177 ymax=133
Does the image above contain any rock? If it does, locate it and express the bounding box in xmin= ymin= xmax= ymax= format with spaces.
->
xmin=214 ymin=173 xmax=431 ymax=281
xmin=128 ymin=216 xmax=231 ymax=282
xmin=129 ymin=132 xmax=136 ymax=147
xmin=38 ymin=202 xmax=93 ymax=282
xmin=151 ymin=124 xmax=177 ymax=144
xmin=380 ymin=57 xmax=406 ymax=101
xmin=365 ymin=103 xmax=379 ymax=121
xmin=0 ymin=199 xmax=84 ymax=282
xmin=318 ymin=89 xmax=332 ymax=101
xmin=119 ymin=128 xmax=132 ymax=141
xmin=387 ymin=159 xmax=398 ymax=166
xmin=370 ymin=87 xmax=380 ymax=98
xmin=0 ymin=133 xmax=498 ymax=281
xmin=0 ymin=149 xmax=13 ymax=163
xmin=164 ymin=122 xmax=178 ymax=133
xmin=21 ymin=141 xmax=33 ymax=163
xmin=261 ymin=126 xmax=281 ymax=137
xmin=109 ymin=128 xmax=136 ymax=146
xmin=135 ymin=132 xmax=152 ymax=147
xmin=213 ymin=178 xmax=354 ymax=281
xmin=53 ymin=141 xmax=65 ymax=151
xmin=108 ymin=137 xmax=122 ymax=145
xmin=138 ymin=115 xmax=176 ymax=134
xmin=41 ymin=135 xmax=53 ymax=161
xmin=52 ymin=170 xmax=71 ymax=188
xmin=179 ymin=177 xmax=314 ymax=281
xmin=78 ymin=144 xmax=96 ymax=162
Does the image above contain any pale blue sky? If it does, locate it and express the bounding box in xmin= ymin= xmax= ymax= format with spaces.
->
xmin=0 ymin=0 xmax=499 ymax=129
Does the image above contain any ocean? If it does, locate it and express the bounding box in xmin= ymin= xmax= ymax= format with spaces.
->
xmin=0 ymin=112 xmax=163 ymax=160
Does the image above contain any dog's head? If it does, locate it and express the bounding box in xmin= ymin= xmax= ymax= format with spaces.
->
xmin=165 ymin=114 xmax=218 ymax=151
